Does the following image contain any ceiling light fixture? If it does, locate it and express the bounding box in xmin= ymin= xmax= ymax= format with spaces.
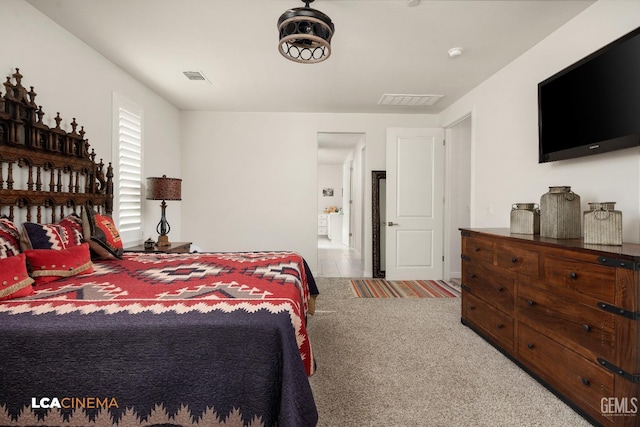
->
xmin=278 ymin=0 xmax=335 ymax=64
xmin=407 ymin=0 xmax=421 ymax=7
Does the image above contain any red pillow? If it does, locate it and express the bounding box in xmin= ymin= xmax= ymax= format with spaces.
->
xmin=0 ymin=253 xmax=35 ymax=300
xmin=24 ymin=243 xmax=94 ymax=285
xmin=58 ymin=213 xmax=85 ymax=247
xmin=82 ymin=209 xmax=123 ymax=260
xmin=0 ymin=217 xmax=21 ymax=259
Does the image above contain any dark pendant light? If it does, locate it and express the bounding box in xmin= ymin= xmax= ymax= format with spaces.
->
xmin=277 ymin=0 xmax=334 ymax=64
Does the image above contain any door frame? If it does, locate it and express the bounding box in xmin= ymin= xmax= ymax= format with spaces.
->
xmin=443 ymin=111 xmax=474 ymax=280
xmin=372 ymin=170 xmax=386 ymax=278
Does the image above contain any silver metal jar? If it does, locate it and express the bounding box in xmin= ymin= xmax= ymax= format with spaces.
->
xmin=583 ymin=202 xmax=622 ymax=245
xmin=540 ymin=186 xmax=581 ymax=239
xmin=510 ymin=203 xmax=540 ymax=235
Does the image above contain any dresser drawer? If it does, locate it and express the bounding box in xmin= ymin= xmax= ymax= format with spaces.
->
xmin=518 ymin=323 xmax=615 ymax=423
xmin=462 ymin=236 xmax=494 ymax=264
xmin=462 ymin=292 xmax=514 ymax=351
xmin=544 ymin=255 xmax=616 ymax=304
xmin=462 ymin=262 xmax=514 ymax=314
xmin=517 ymin=284 xmax=615 ymax=361
xmin=495 ymin=243 xmax=539 ymax=277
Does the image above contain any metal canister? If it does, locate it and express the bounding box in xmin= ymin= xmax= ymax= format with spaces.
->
xmin=540 ymin=186 xmax=581 ymax=239
xmin=583 ymin=202 xmax=622 ymax=245
xmin=510 ymin=203 xmax=540 ymax=235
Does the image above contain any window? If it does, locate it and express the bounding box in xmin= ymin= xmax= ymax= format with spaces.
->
xmin=112 ymin=93 xmax=143 ymax=246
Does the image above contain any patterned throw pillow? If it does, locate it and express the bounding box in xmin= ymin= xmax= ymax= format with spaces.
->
xmin=21 ymin=213 xmax=85 ymax=251
xmin=24 ymin=242 xmax=94 ymax=285
xmin=0 ymin=217 xmax=21 ymax=259
xmin=58 ymin=213 xmax=84 ymax=247
xmin=0 ymin=253 xmax=35 ymax=300
xmin=82 ymin=208 xmax=123 ymax=260
xmin=21 ymin=222 xmax=67 ymax=251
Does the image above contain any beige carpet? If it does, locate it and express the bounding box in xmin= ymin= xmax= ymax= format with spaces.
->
xmin=307 ymin=277 xmax=592 ymax=427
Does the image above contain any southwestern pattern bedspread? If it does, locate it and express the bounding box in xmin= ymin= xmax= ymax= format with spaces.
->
xmin=0 ymin=251 xmax=319 ymax=427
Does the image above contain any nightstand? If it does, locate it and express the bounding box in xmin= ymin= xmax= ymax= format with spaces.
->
xmin=124 ymin=242 xmax=192 ymax=254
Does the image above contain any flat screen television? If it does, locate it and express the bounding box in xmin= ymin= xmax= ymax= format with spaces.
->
xmin=538 ymin=26 xmax=640 ymax=163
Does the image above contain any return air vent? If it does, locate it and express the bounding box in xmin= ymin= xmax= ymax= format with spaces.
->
xmin=378 ymin=93 xmax=444 ymax=107
xmin=182 ymin=71 xmax=211 ymax=83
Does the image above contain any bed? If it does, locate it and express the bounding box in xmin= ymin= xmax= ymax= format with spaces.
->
xmin=0 ymin=69 xmax=319 ymax=427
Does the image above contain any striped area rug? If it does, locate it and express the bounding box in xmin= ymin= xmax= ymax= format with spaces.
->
xmin=350 ymin=279 xmax=461 ymax=298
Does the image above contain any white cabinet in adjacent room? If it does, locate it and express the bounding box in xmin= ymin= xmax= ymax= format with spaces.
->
xmin=318 ymin=214 xmax=328 ymax=236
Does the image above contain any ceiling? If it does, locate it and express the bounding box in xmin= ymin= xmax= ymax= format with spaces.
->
xmin=25 ymin=0 xmax=595 ymax=164
xmin=26 ymin=0 xmax=596 ymax=116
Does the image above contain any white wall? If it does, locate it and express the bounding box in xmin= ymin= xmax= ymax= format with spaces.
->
xmin=440 ymin=0 xmax=640 ymax=244
xmin=317 ymin=164 xmax=343 ymax=213
xmin=180 ymin=112 xmax=438 ymax=274
xmin=2 ymin=0 xmax=182 ymax=243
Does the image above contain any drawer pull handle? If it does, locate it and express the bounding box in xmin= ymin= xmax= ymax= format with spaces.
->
xmin=569 ymin=272 xmax=578 ymax=280
xmin=470 ymin=274 xmax=477 ymax=279
xmin=497 ymin=324 xmax=503 ymax=329
xmin=581 ymin=377 xmax=590 ymax=386
xmin=511 ymin=257 xmax=517 ymax=263
xmin=497 ymin=287 xmax=504 ymax=292
xmin=469 ymin=306 xmax=476 ymax=310
xmin=474 ymin=247 xmax=480 ymax=252
xmin=527 ymin=343 xmax=534 ymax=349
xmin=527 ymin=300 xmax=535 ymax=307
xmin=582 ymin=324 xmax=591 ymax=332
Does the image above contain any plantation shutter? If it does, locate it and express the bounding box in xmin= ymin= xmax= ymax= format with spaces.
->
xmin=113 ymin=95 xmax=143 ymax=246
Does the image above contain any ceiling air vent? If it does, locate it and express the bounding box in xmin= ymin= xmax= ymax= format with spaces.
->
xmin=182 ymin=71 xmax=211 ymax=83
xmin=378 ymin=94 xmax=444 ymax=107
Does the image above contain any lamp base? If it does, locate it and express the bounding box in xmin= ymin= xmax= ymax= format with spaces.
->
xmin=157 ymin=234 xmax=171 ymax=248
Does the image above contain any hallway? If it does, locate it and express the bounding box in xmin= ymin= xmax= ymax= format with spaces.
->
xmin=316 ymin=237 xmax=364 ymax=278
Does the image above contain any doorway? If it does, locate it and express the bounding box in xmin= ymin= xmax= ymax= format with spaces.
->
xmin=317 ymin=132 xmax=365 ymax=277
xmin=370 ymin=119 xmax=472 ymax=281
xmin=443 ymin=114 xmax=472 ymax=280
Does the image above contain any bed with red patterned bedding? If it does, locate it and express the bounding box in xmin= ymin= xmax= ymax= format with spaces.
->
xmin=0 ymin=251 xmax=319 ymax=427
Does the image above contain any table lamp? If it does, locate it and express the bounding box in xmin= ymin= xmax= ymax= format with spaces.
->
xmin=145 ymin=175 xmax=182 ymax=247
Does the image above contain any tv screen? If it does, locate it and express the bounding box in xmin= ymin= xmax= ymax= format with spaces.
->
xmin=538 ymin=26 xmax=640 ymax=163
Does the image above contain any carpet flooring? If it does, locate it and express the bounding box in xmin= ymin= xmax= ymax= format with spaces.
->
xmin=307 ymin=277 xmax=592 ymax=427
xmin=350 ymin=279 xmax=461 ymax=298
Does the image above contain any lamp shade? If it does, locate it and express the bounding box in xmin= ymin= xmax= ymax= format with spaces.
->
xmin=146 ymin=175 xmax=182 ymax=201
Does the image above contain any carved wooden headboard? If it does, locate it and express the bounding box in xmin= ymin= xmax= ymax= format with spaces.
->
xmin=0 ymin=68 xmax=113 ymax=224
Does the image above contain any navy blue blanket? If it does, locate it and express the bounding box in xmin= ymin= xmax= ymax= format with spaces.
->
xmin=0 ymin=308 xmax=317 ymax=426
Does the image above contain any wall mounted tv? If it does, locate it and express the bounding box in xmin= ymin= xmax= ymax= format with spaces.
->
xmin=538 ymin=26 xmax=640 ymax=163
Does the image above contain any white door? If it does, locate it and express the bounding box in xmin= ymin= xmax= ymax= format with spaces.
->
xmin=385 ymin=128 xmax=445 ymax=280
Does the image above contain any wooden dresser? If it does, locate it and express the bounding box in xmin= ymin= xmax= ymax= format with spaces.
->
xmin=460 ymin=228 xmax=639 ymax=426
